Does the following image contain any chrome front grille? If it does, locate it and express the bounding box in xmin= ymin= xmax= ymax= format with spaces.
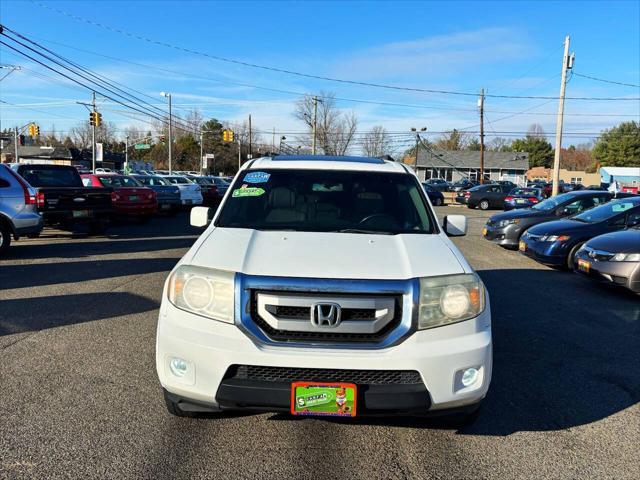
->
xmin=250 ymin=291 xmax=402 ymax=343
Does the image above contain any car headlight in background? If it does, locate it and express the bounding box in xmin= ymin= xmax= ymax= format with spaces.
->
xmin=496 ymin=218 xmax=520 ymax=228
xmin=610 ymin=253 xmax=640 ymax=262
xmin=540 ymin=234 xmax=570 ymax=242
xmin=418 ymin=274 xmax=485 ymax=329
xmin=168 ymin=265 xmax=235 ymax=323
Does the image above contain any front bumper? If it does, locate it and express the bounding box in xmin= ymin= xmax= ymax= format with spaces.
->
xmin=156 ymin=294 xmax=492 ymax=415
xmin=574 ymin=251 xmax=640 ymax=293
xmin=519 ymin=238 xmax=567 ymax=266
xmin=482 ymin=224 xmax=521 ymax=247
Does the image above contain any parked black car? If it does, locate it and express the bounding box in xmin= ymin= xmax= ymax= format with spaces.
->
xmin=421 ymin=183 xmax=445 ymax=206
xmin=519 ymin=196 xmax=640 ymax=269
xmin=465 ymin=183 xmax=513 ymax=210
xmin=573 ymin=228 xmax=640 ymax=294
xmin=424 ymin=178 xmax=451 ymax=192
xmin=12 ymin=164 xmax=112 ymax=233
xmin=483 ymin=191 xmax=617 ymax=249
xmin=450 ymin=179 xmax=479 ymax=192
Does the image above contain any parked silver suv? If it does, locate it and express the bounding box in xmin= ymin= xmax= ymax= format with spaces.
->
xmin=0 ymin=164 xmax=43 ymax=255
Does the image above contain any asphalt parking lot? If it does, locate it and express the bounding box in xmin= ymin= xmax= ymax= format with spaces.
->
xmin=1 ymin=207 xmax=638 ymax=479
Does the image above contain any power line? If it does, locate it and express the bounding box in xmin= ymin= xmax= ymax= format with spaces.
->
xmin=573 ymin=72 xmax=640 ymax=88
xmin=18 ymin=10 xmax=639 ymax=102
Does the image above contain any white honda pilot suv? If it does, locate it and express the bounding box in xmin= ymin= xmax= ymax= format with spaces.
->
xmin=156 ymin=155 xmax=491 ymax=421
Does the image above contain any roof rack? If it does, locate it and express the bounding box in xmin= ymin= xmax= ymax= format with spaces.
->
xmin=270 ymin=155 xmax=385 ymax=164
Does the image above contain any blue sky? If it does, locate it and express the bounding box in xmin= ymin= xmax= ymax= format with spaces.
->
xmin=1 ymin=0 xmax=639 ymax=152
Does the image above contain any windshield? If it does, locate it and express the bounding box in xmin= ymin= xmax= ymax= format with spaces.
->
xmin=216 ymin=169 xmax=435 ymax=234
xmin=135 ymin=175 xmax=170 ymax=186
xmin=165 ymin=176 xmax=192 ymax=185
xmin=511 ymin=188 xmax=540 ymax=196
xmin=531 ymin=192 xmax=575 ymax=211
xmin=572 ymin=198 xmax=640 ymax=223
xmin=98 ymin=176 xmax=141 ymax=188
xmin=19 ymin=167 xmax=81 ymax=187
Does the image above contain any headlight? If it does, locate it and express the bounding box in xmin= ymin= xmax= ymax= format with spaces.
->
xmin=540 ymin=234 xmax=570 ymax=242
xmin=418 ymin=274 xmax=485 ymax=329
xmin=610 ymin=253 xmax=640 ymax=262
xmin=496 ymin=218 xmax=520 ymax=228
xmin=168 ymin=265 xmax=235 ymax=323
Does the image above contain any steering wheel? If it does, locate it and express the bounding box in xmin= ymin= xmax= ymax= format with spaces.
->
xmin=358 ymin=213 xmax=396 ymax=226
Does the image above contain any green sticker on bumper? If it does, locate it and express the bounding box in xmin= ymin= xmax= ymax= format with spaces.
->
xmin=232 ymin=187 xmax=265 ymax=198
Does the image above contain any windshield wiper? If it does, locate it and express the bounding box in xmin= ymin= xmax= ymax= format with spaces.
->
xmin=335 ymin=228 xmax=395 ymax=235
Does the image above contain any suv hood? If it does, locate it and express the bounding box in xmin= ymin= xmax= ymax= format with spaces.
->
xmin=188 ymin=228 xmax=466 ymax=280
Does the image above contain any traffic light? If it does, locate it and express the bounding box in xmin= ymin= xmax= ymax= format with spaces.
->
xmin=18 ymin=134 xmax=25 ymax=146
xmin=89 ymin=111 xmax=102 ymax=126
xmin=222 ymin=129 xmax=234 ymax=142
xmin=28 ymin=123 xmax=37 ymax=136
xmin=34 ymin=124 xmax=40 ymax=136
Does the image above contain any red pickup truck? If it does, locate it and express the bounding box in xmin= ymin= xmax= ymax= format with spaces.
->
xmin=81 ymin=174 xmax=157 ymax=222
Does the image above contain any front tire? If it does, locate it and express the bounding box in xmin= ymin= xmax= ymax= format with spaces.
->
xmin=567 ymin=242 xmax=584 ymax=270
xmin=479 ymin=199 xmax=490 ymax=210
xmin=434 ymin=197 xmax=443 ymax=206
xmin=0 ymin=222 xmax=12 ymax=256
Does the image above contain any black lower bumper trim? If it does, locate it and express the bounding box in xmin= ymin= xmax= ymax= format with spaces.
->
xmin=215 ymin=378 xmax=431 ymax=415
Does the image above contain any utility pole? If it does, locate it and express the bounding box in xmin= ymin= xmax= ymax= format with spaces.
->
xmin=238 ymin=136 xmax=241 ymax=170
xmin=551 ymin=35 xmax=574 ymax=196
xmin=92 ymin=91 xmax=96 ymax=172
xmin=410 ymin=127 xmax=427 ymax=170
xmin=14 ymin=126 xmax=18 ymax=162
xmin=478 ymin=88 xmax=485 ymax=184
xmin=312 ymin=96 xmax=319 ymax=154
xmin=199 ymin=131 xmax=204 ymax=175
xmin=272 ymin=127 xmax=275 ymax=153
xmin=248 ymin=114 xmax=252 ymax=158
xmin=160 ymin=92 xmax=173 ymax=174
xmin=125 ymin=135 xmax=129 ymax=172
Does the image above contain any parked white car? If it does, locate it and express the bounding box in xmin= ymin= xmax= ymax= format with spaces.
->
xmin=160 ymin=175 xmax=203 ymax=206
xmin=156 ymin=155 xmax=491 ymax=421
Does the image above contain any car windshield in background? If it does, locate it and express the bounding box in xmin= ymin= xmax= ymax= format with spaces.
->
xmin=210 ymin=177 xmax=230 ymax=186
xmin=511 ymin=188 xmax=539 ymax=196
xmin=19 ymin=168 xmax=80 ymax=187
xmin=572 ymin=198 xmax=640 ymax=223
xmin=216 ymin=169 xmax=434 ymax=234
xmin=531 ymin=192 xmax=575 ymax=211
xmin=135 ymin=176 xmax=170 ymax=186
xmin=166 ymin=176 xmax=192 ymax=185
xmin=98 ymin=176 xmax=141 ymax=188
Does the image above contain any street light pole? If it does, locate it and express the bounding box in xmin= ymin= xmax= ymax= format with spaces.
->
xmin=92 ymin=91 xmax=96 ymax=172
xmin=199 ymin=131 xmax=204 ymax=175
xmin=312 ymin=96 xmax=318 ymax=154
xmin=478 ymin=89 xmax=485 ymax=184
xmin=125 ymin=135 xmax=129 ymax=172
xmin=410 ymin=127 xmax=427 ymax=170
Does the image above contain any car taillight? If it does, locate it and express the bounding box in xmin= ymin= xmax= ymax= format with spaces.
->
xmin=505 ymin=196 xmax=514 ymax=202
xmin=465 ymin=191 xmax=471 ymax=197
xmin=149 ymin=191 xmax=156 ymax=200
xmin=529 ymin=197 xmax=539 ymax=203
xmin=111 ymin=191 xmax=120 ymax=202
xmin=36 ymin=191 xmax=46 ymax=207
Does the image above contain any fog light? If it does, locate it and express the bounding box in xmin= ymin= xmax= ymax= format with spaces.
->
xmin=169 ymin=357 xmax=188 ymax=377
xmin=461 ymin=367 xmax=479 ymax=387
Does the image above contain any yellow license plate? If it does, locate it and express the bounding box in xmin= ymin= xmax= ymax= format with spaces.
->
xmin=519 ymin=240 xmax=526 ymax=252
xmin=578 ymin=259 xmax=590 ymax=273
xmin=482 ymin=227 xmax=488 ymax=236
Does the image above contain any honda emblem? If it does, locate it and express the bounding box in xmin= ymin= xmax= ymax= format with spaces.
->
xmin=311 ymin=303 xmax=342 ymax=328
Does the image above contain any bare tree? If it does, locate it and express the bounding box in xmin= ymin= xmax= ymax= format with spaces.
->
xmin=294 ymin=92 xmax=358 ymax=155
xmin=362 ymin=126 xmax=393 ymax=157
xmin=488 ymin=136 xmax=512 ymax=152
xmin=527 ymin=123 xmax=546 ymax=138
xmin=70 ymin=120 xmax=118 ymax=148
xmin=434 ymin=129 xmax=469 ymax=151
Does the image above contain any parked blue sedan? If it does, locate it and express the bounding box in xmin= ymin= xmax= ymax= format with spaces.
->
xmin=519 ymin=196 xmax=640 ymax=269
xmin=422 ymin=182 xmax=445 ymax=206
xmin=504 ymin=187 xmax=543 ymax=210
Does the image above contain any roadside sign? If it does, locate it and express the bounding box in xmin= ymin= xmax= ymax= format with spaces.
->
xmin=96 ymin=143 xmax=103 ymax=162
xmin=134 ymin=144 xmax=151 ymax=150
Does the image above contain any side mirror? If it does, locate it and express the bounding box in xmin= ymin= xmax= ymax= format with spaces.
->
xmin=443 ymin=215 xmax=467 ymax=236
xmin=190 ymin=206 xmax=211 ymax=227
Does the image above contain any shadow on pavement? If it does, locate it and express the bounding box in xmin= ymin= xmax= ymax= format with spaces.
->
xmin=267 ymin=268 xmax=640 ymax=435
xmin=0 ymin=291 xmax=159 ymax=336
xmin=4 ymin=237 xmax=196 ymax=260
xmin=0 ymin=257 xmax=179 ymax=289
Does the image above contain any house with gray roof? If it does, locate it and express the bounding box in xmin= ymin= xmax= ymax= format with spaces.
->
xmin=415 ymin=149 xmax=529 ymax=184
